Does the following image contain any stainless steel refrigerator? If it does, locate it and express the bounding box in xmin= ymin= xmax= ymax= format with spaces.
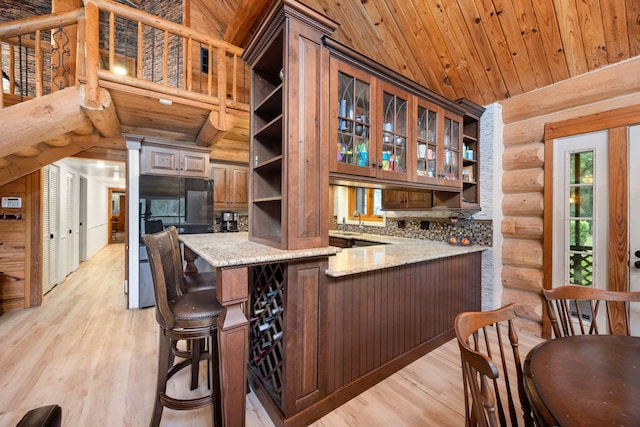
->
xmin=138 ymin=175 xmax=214 ymax=308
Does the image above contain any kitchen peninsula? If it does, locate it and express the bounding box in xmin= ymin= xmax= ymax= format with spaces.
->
xmin=180 ymin=231 xmax=484 ymax=427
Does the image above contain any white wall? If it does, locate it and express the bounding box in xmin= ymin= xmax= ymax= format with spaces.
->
xmin=55 ymin=160 xmax=111 ymax=276
xmin=477 ymin=103 xmax=504 ymax=311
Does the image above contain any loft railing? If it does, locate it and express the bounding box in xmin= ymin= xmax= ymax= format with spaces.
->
xmin=0 ymin=0 xmax=250 ymax=112
xmin=0 ymin=9 xmax=83 ymax=107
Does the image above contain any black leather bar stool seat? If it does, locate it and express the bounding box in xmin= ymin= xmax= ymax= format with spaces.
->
xmin=17 ymin=405 xmax=62 ymax=427
xmin=144 ymin=227 xmax=223 ymax=427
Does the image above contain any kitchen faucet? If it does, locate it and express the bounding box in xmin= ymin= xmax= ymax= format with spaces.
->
xmin=352 ymin=210 xmax=364 ymax=233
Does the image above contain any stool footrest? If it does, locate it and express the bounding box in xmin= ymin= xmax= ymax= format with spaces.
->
xmin=160 ymin=393 xmax=212 ymax=411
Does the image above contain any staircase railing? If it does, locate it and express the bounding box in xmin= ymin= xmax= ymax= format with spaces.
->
xmin=1 ymin=0 xmax=250 ymax=113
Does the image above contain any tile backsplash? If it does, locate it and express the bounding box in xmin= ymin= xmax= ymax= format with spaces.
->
xmin=332 ymin=217 xmax=493 ymax=247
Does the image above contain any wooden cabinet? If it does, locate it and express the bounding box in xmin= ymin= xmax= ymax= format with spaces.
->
xmin=413 ymin=99 xmax=463 ymax=189
xmin=458 ymin=101 xmax=483 ymax=209
xmin=248 ymin=258 xmax=327 ymax=418
xmin=329 ymin=56 xmax=466 ymax=191
xmin=330 ymin=61 xmax=376 ymax=178
xmin=243 ymin=0 xmax=337 ymax=250
xmin=381 ymin=190 xmax=432 ymax=210
xmin=141 ymin=144 xmax=209 ymax=178
xmin=330 ymin=60 xmax=412 ymax=183
xmin=211 ymin=163 xmax=248 ymax=211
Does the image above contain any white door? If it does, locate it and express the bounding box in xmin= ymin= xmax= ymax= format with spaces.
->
xmin=628 ymin=125 xmax=640 ymax=334
xmin=43 ymin=165 xmax=60 ymax=294
xmin=552 ymin=131 xmax=609 ymax=291
xmin=66 ymin=171 xmax=75 ymax=276
xmin=79 ymin=177 xmax=88 ymax=262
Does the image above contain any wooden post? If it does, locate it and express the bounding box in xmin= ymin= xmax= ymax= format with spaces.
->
xmin=84 ymin=1 xmax=101 ymax=107
xmin=216 ymin=267 xmax=249 ymax=427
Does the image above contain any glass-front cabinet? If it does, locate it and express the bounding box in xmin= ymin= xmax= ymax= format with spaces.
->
xmin=330 ymin=58 xmax=465 ymax=189
xmin=440 ymin=112 xmax=462 ymax=188
xmin=332 ymin=62 xmax=376 ymax=177
xmin=415 ymin=100 xmax=440 ymax=184
xmin=377 ymin=81 xmax=410 ymax=181
xmin=331 ymin=60 xmax=411 ymax=182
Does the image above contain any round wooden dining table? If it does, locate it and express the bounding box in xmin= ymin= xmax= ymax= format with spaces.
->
xmin=523 ymin=335 xmax=640 ymax=427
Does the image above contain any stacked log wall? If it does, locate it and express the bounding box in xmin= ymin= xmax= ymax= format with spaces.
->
xmin=498 ymin=56 xmax=640 ymax=335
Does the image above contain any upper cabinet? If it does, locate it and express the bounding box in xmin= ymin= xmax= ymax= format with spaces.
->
xmin=457 ymin=100 xmax=485 ymax=210
xmin=331 ymin=62 xmax=376 ymax=177
xmin=211 ymin=163 xmax=248 ymax=211
xmin=330 ymin=60 xmax=412 ymax=183
xmin=141 ymin=144 xmax=209 ymax=178
xmin=328 ymin=56 xmax=468 ymax=193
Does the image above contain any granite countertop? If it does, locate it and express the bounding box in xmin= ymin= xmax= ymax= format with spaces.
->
xmin=179 ymin=231 xmax=486 ymax=276
xmin=179 ymin=232 xmax=341 ymax=268
xmin=327 ymin=230 xmax=487 ymax=277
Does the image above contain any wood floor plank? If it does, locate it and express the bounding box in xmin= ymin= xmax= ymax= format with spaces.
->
xmin=0 ymin=243 xmax=543 ymax=426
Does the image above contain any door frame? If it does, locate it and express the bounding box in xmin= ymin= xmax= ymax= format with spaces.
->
xmin=542 ymin=103 xmax=640 ymax=337
xmin=108 ymin=187 xmax=126 ymax=243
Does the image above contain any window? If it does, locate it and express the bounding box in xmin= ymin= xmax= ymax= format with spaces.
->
xmin=348 ymin=187 xmax=383 ymax=222
xmin=568 ymin=151 xmax=594 ymax=287
xmin=552 ymin=130 xmax=608 ymax=295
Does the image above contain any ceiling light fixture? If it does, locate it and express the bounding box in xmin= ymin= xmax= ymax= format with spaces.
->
xmin=113 ymin=65 xmax=127 ymax=75
xmin=159 ymin=99 xmax=173 ymax=106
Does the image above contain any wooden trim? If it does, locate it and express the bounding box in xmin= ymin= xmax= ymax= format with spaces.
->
xmin=608 ymin=127 xmax=628 ymax=293
xmin=107 ymin=187 xmax=125 ymax=243
xmin=29 ymin=170 xmax=42 ymax=307
xmin=0 ymin=8 xmax=83 ymax=39
xmin=542 ymin=106 xmax=638 ymax=337
xmin=544 ymin=104 xmax=640 ymax=140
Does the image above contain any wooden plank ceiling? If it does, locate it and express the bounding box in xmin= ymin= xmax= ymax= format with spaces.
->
xmin=216 ymin=0 xmax=640 ymax=107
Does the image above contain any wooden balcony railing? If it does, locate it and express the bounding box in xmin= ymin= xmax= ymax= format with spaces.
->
xmin=1 ymin=0 xmax=250 ymax=113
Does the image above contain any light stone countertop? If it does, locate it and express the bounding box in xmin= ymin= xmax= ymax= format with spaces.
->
xmin=179 ymin=231 xmax=487 ymax=278
xmin=179 ymin=232 xmax=341 ymax=268
xmin=327 ymin=230 xmax=487 ymax=277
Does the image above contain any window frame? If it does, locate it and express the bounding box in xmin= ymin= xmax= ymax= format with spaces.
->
xmin=347 ymin=187 xmax=383 ymax=222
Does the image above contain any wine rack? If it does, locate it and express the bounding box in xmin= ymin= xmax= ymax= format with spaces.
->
xmin=249 ymin=263 xmax=286 ymax=405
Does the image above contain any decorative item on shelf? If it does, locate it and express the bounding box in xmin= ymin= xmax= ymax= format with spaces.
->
xmin=354 ymin=115 xmax=368 ymax=137
xmin=339 ymin=99 xmax=348 ymax=130
xmin=447 ymin=211 xmax=473 ymax=246
xmin=383 ymin=122 xmax=393 ymax=142
xmin=279 ymin=68 xmax=284 ymax=81
xmin=355 ymin=142 xmax=368 ymax=166
xmin=418 ymin=144 xmax=427 ymax=159
xmin=464 ymin=149 xmax=474 ymax=160
xmin=382 ymin=151 xmax=391 ymax=170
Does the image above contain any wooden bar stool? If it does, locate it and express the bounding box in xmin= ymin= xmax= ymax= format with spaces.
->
xmin=144 ymin=227 xmax=223 ymax=427
xmin=167 ymin=227 xmax=217 ymax=390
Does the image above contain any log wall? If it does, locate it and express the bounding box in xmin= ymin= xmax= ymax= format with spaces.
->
xmin=497 ymin=56 xmax=640 ymax=335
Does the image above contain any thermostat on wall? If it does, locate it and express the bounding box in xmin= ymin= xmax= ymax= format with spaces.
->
xmin=1 ymin=197 xmax=22 ymax=208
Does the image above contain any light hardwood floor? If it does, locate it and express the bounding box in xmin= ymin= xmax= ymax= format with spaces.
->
xmin=0 ymin=243 xmax=543 ymax=426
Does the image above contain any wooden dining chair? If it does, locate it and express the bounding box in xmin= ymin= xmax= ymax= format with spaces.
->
xmin=543 ymin=285 xmax=640 ymax=337
xmin=455 ymin=303 xmax=534 ymax=427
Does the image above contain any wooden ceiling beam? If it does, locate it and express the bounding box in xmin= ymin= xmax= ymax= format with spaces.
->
xmin=79 ymin=86 xmax=122 ymax=138
xmin=0 ymin=135 xmax=97 ymax=187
